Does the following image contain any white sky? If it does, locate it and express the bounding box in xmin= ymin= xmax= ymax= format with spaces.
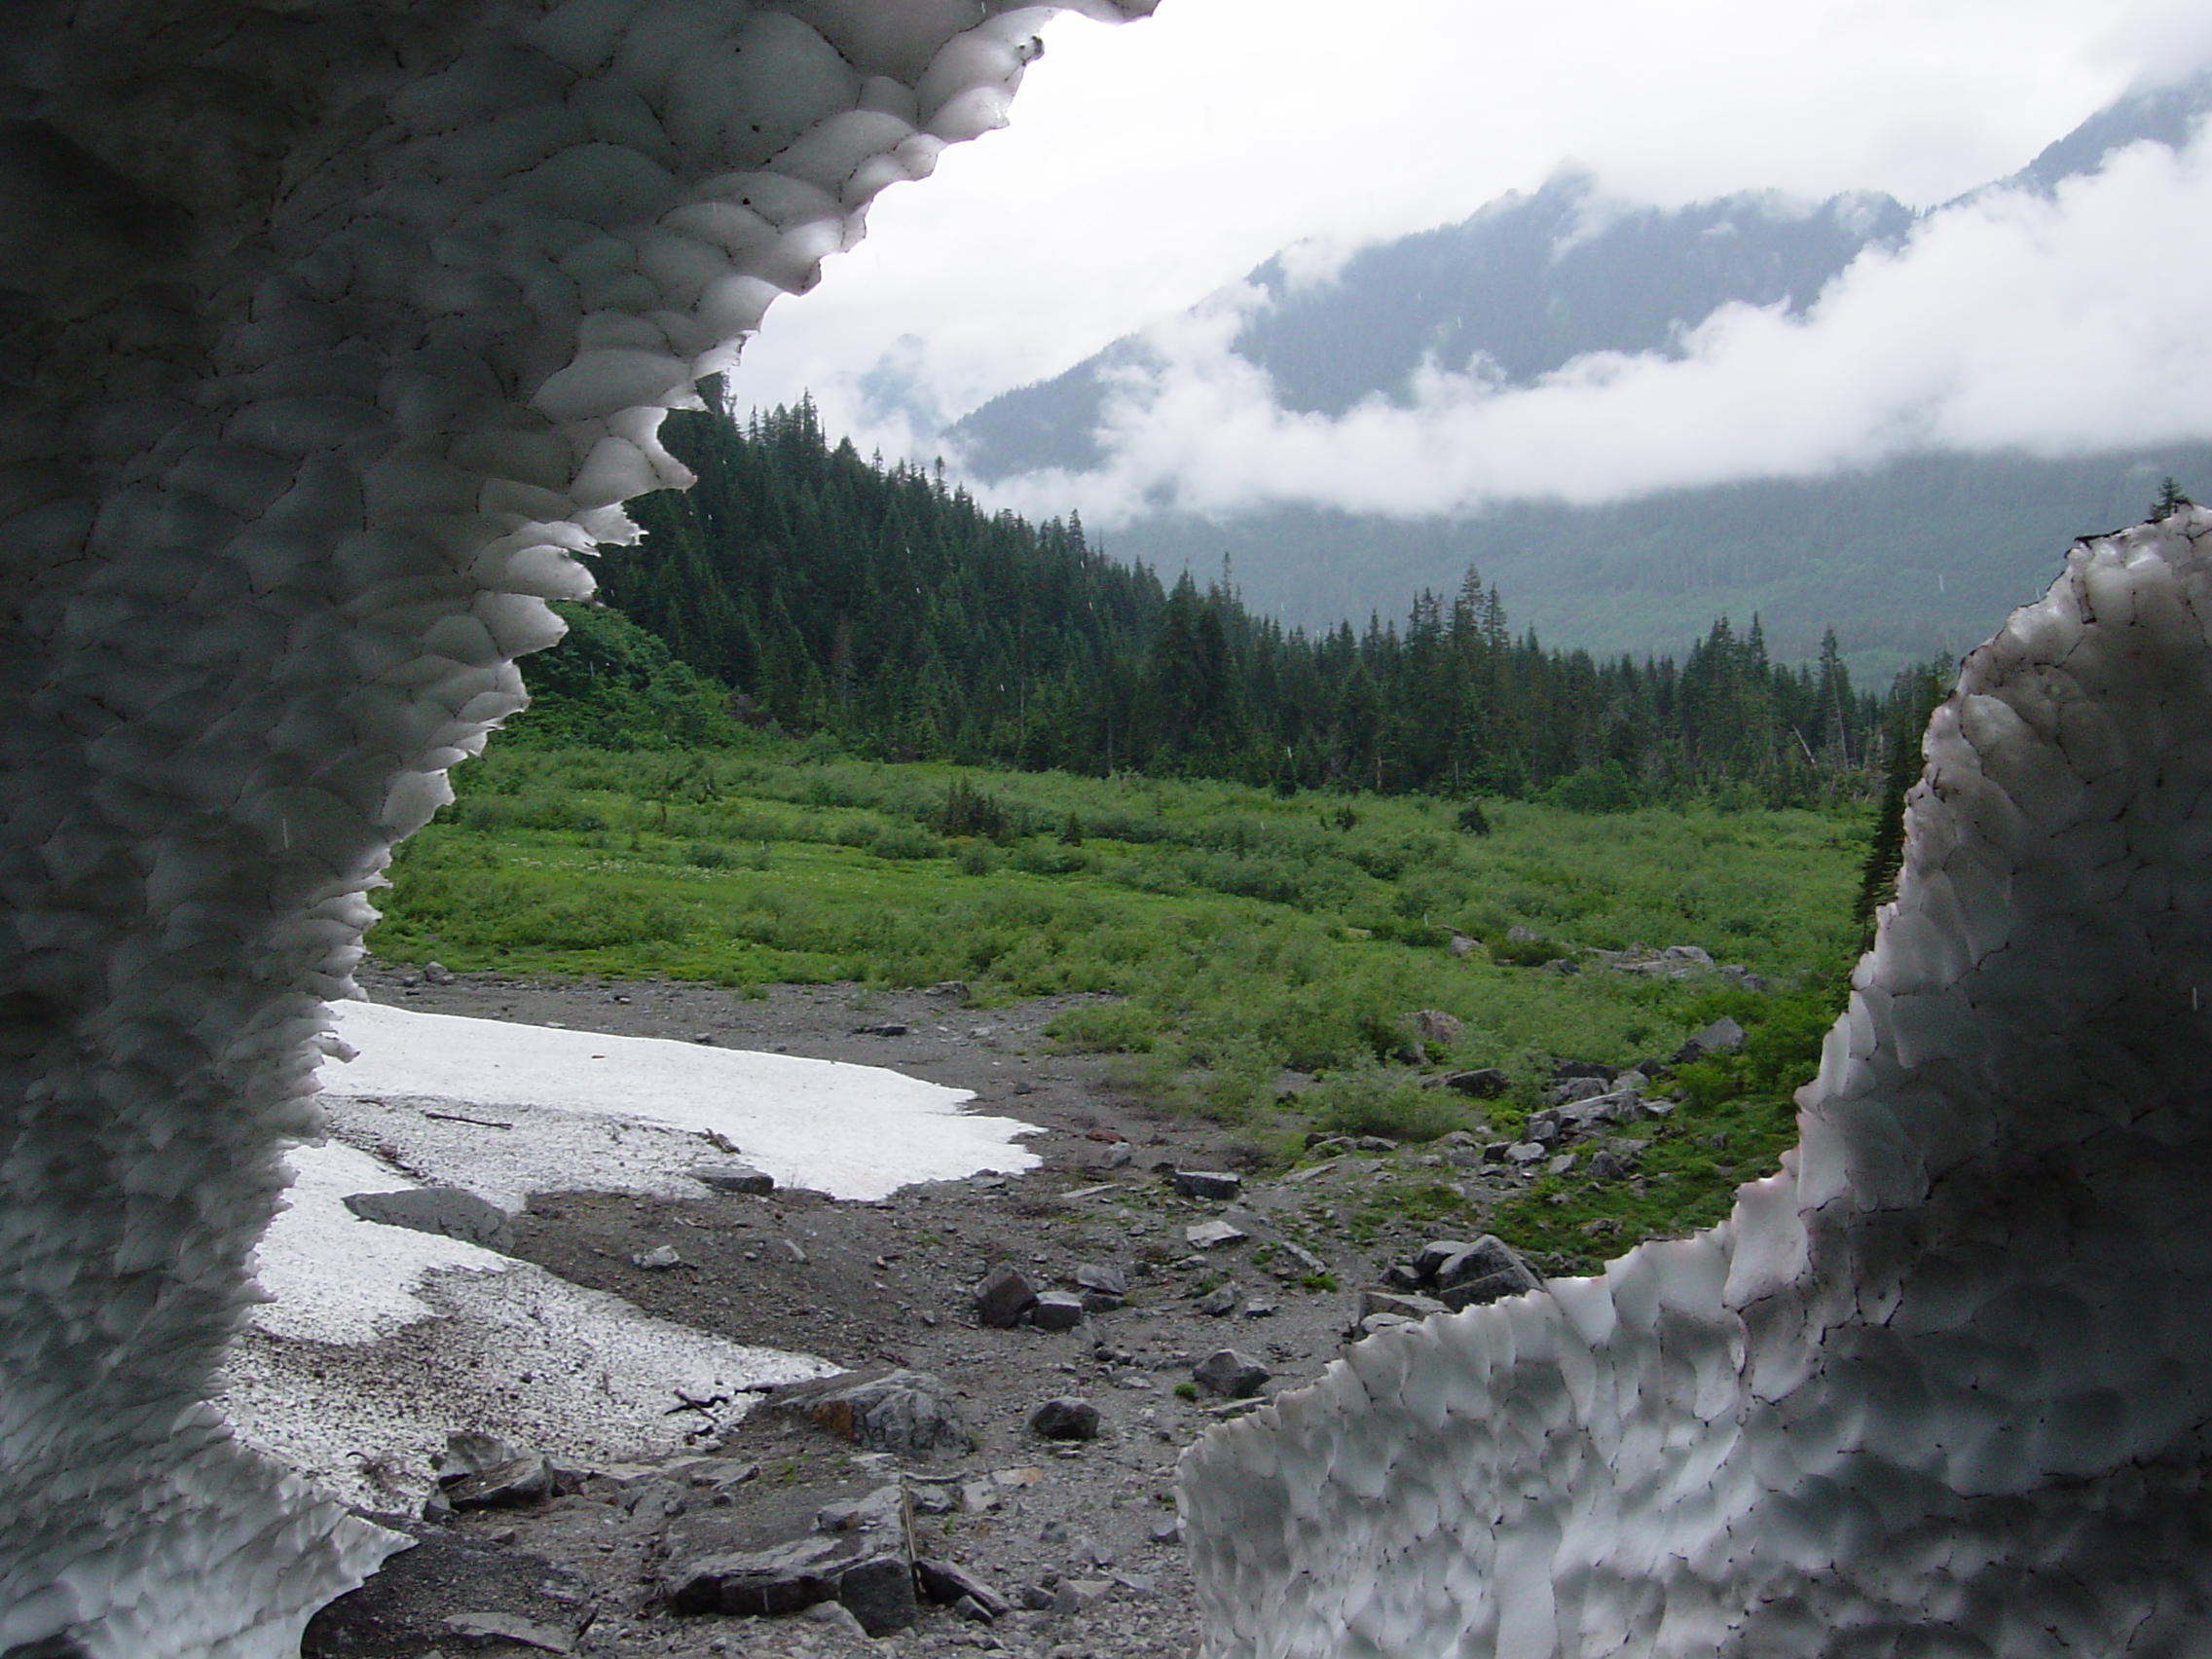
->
xmin=728 ymin=0 xmax=2212 ymax=513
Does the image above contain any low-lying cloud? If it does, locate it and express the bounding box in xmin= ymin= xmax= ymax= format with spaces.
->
xmin=975 ymin=127 xmax=2212 ymax=528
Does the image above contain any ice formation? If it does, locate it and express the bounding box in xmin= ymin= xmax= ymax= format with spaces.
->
xmin=1181 ymin=507 xmax=2212 ymax=1656
xmin=0 ymin=3 xmax=1145 ymax=1653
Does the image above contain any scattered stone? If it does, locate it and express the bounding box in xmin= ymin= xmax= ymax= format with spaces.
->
xmin=1185 ymin=1218 xmax=1248 ymax=1251
xmin=775 ymin=1369 xmax=970 ymax=1457
xmin=1356 ymin=1289 xmax=1448 ymax=1321
xmin=1080 ymin=1289 xmax=1124 ymax=1314
xmin=851 ymin=1021 xmax=909 ymax=1037
xmin=1440 ymin=1067 xmax=1509 ymax=1097
xmin=916 ymin=1560 xmax=1013 ymax=1620
xmin=442 ymin=1611 xmax=574 ymax=1653
xmin=1193 ymin=1349 xmax=1272 ymax=1398
xmin=1546 ymin=1153 xmax=1576 ymax=1176
xmin=781 ymin=1238 xmax=807 ymax=1263
xmin=1074 ymin=1263 xmax=1127 ymax=1298
xmin=1539 ymin=958 xmax=1579 ymax=975
xmin=1405 ymin=1010 xmax=1462 ymax=1047
xmin=692 ymin=1163 xmax=774 ymax=1195
xmin=976 ymin=1265 xmax=1041 ymax=1328
xmin=925 ymin=980 xmax=971 ymax=1000
xmin=1506 ymin=1142 xmax=1547 ymax=1164
xmin=1052 ymin=1578 xmax=1114 ymax=1614
xmin=1271 ymin=1241 xmax=1327 ymax=1277
xmin=1029 ymin=1291 xmax=1087 ymax=1332
xmin=1351 ymin=1135 xmax=1398 ymax=1153
xmin=1149 ymin=1517 xmax=1182 ymax=1545
xmin=423 ymin=961 xmax=454 ymax=985
xmin=1588 ymin=1150 xmax=1631 ymax=1181
xmin=817 ymin=1486 xmax=904 ymax=1533
xmin=1170 ymin=1169 xmax=1242 ymax=1200
xmin=1432 ymin=1237 xmax=1542 ymax=1310
xmin=1030 ymin=1398 xmax=1102 ymax=1441
xmin=834 ymin=1554 xmax=919 ymax=1636
xmin=667 ymin=1535 xmax=850 ymax=1617
xmin=1197 ymin=1283 xmax=1238 ymax=1317
xmin=1506 ymin=926 xmax=1539 ymax=942
xmin=960 ymin=1481 xmax=999 ymax=1515
xmin=631 ymin=1244 xmax=683 ymax=1271
xmin=436 ymin=1433 xmax=550 ymax=1512
xmin=1676 ymin=1015 xmax=1746 ymax=1061
xmin=343 ymin=1188 xmax=513 ymax=1253
xmin=1242 ymin=1299 xmax=1277 ymax=1319
xmin=1448 ymin=933 xmax=1479 ymax=958
xmin=1553 ymin=1059 xmax=1619 ymax=1083
xmin=1549 ymin=1076 xmax=1611 ymax=1104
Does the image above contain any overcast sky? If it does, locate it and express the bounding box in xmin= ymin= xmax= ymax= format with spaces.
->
xmin=729 ymin=0 xmax=2212 ymax=517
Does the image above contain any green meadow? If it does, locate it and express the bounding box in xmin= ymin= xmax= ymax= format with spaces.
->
xmin=368 ymin=744 xmax=1871 ymax=1272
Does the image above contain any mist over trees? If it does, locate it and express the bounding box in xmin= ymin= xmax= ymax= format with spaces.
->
xmin=570 ymin=393 xmax=1925 ymax=807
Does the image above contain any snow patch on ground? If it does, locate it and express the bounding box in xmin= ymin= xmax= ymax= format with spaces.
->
xmin=320 ymin=1000 xmax=1043 ymax=1204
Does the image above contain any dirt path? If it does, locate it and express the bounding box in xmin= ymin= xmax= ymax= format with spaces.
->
xmin=307 ymin=969 xmax=1524 ymax=1658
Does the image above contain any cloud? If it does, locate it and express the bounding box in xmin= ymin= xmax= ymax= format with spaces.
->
xmin=975 ymin=126 xmax=2212 ymax=528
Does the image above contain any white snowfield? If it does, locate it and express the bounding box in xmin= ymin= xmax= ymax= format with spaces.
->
xmin=320 ymin=999 xmax=1041 ymax=1205
xmin=232 ymin=1142 xmax=839 ymax=1513
xmin=1181 ymin=509 xmax=2212 ymax=1658
xmin=221 ymin=1011 xmax=1035 ymax=1510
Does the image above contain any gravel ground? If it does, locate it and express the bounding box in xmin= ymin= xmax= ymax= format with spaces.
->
xmin=304 ymin=968 xmax=1534 ymax=1659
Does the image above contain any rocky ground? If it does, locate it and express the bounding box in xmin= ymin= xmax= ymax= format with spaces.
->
xmin=305 ymin=968 xmax=1661 ymax=1659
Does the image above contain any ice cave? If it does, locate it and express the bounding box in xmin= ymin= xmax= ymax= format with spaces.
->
xmin=1 ymin=3 xmax=2206 ymax=1657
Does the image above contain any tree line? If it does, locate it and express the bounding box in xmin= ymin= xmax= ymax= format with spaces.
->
xmin=560 ymin=388 xmax=1934 ymax=807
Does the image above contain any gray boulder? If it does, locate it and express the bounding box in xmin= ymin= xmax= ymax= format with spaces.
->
xmin=1029 ymin=1291 xmax=1086 ymax=1331
xmin=1193 ymin=1349 xmax=1272 ymax=1398
xmin=1030 ymin=1398 xmax=1102 ymax=1440
xmin=692 ymin=1163 xmax=774 ymax=1195
xmin=343 ymin=1188 xmax=512 ymax=1253
xmin=975 ymin=1265 xmax=1040 ymax=1328
xmin=777 ymin=1369 xmax=970 ymax=1457
xmin=1171 ymin=1169 xmax=1242 ymax=1200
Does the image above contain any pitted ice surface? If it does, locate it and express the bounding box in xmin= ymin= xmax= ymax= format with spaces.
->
xmin=1179 ymin=507 xmax=2212 ymax=1659
xmin=0 ymin=3 xmax=1148 ymax=1653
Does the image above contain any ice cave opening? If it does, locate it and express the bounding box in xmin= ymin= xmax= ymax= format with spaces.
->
xmin=3 ymin=5 xmax=2208 ymax=1657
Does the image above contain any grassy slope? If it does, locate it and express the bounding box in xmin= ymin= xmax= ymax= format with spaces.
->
xmin=369 ymin=744 xmax=1868 ymax=1273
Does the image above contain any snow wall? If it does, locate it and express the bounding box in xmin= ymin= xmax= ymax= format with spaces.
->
xmin=0 ymin=4 xmax=1147 ymax=1654
xmin=1180 ymin=509 xmax=2212 ymax=1657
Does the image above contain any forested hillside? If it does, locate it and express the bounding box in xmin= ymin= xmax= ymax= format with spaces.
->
xmin=553 ymin=393 xmax=1920 ymax=807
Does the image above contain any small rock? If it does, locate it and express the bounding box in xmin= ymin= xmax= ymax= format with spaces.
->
xmin=1351 ymin=1135 xmax=1398 ymax=1153
xmin=1185 ymin=1219 xmax=1248 ymax=1251
xmin=442 ymin=1611 xmax=574 ymax=1653
xmin=1052 ymin=1579 xmax=1113 ymax=1614
xmin=926 ymin=980 xmax=971 ymax=1000
xmin=1192 ymin=1349 xmax=1272 ymax=1398
xmin=1506 ymin=1142 xmax=1547 ymax=1164
xmin=852 ymin=1021 xmax=910 ymax=1037
xmin=1546 ymin=1153 xmax=1576 ymax=1175
xmin=1074 ymin=1263 xmax=1127 ymax=1297
xmin=1080 ymin=1290 xmax=1124 ymax=1314
xmin=1539 ymin=958 xmax=1579 ymax=976
xmin=436 ymin=1433 xmax=550 ymax=1512
xmin=961 ymin=1481 xmax=999 ymax=1514
xmin=777 ymin=1369 xmax=971 ymax=1456
xmin=1242 ymin=1299 xmax=1277 ymax=1318
xmin=1149 ymin=1517 xmax=1183 ymax=1545
xmin=1356 ymin=1289 xmax=1448 ymax=1321
xmin=1170 ymin=1169 xmax=1242 ymax=1200
xmin=692 ymin=1163 xmax=774 ymax=1195
xmin=835 ymin=1554 xmax=919 ymax=1636
xmin=1588 ymin=1150 xmax=1631 ymax=1181
xmin=632 ymin=1244 xmax=683 ymax=1271
xmin=1271 ymin=1241 xmax=1327 ymax=1277
xmin=977 ymin=1265 xmax=1041 ymax=1328
xmin=917 ymin=1559 xmax=1013 ymax=1619
xmin=1440 ymin=1067 xmax=1510 ymax=1097
xmin=1197 ymin=1283 xmax=1238 ymax=1317
xmin=423 ymin=961 xmax=454 ymax=985
xmin=1412 ymin=1239 xmax=1476 ymax=1281
xmin=1030 ymin=1398 xmax=1102 ymax=1441
xmin=344 ymin=1188 xmax=513 ymax=1253
xmin=1405 ymin=1010 xmax=1462 ymax=1046
xmin=1019 ymin=1584 xmax=1057 ymax=1611
xmin=1553 ymin=1059 xmax=1620 ymax=1083
xmin=781 ymin=1238 xmax=808 ymax=1263
xmin=1029 ymin=1291 xmax=1087 ymax=1332
xmin=1676 ymin=1015 xmax=1747 ymax=1061
xmin=817 ymin=1486 xmax=904 ymax=1533
xmin=1447 ymin=933 xmax=1478 ymax=958
xmin=1506 ymin=926 xmax=1539 ymax=942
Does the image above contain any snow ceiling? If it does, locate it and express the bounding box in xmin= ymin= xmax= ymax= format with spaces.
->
xmin=1 ymin=3 xmax=2202 ymax=1657
xmin=0 ymin=3 xmax=1143 ymax=1654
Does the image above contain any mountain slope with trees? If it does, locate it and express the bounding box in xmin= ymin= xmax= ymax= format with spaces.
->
xmin=559 ymin=394 xmax=1914 ymax=807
